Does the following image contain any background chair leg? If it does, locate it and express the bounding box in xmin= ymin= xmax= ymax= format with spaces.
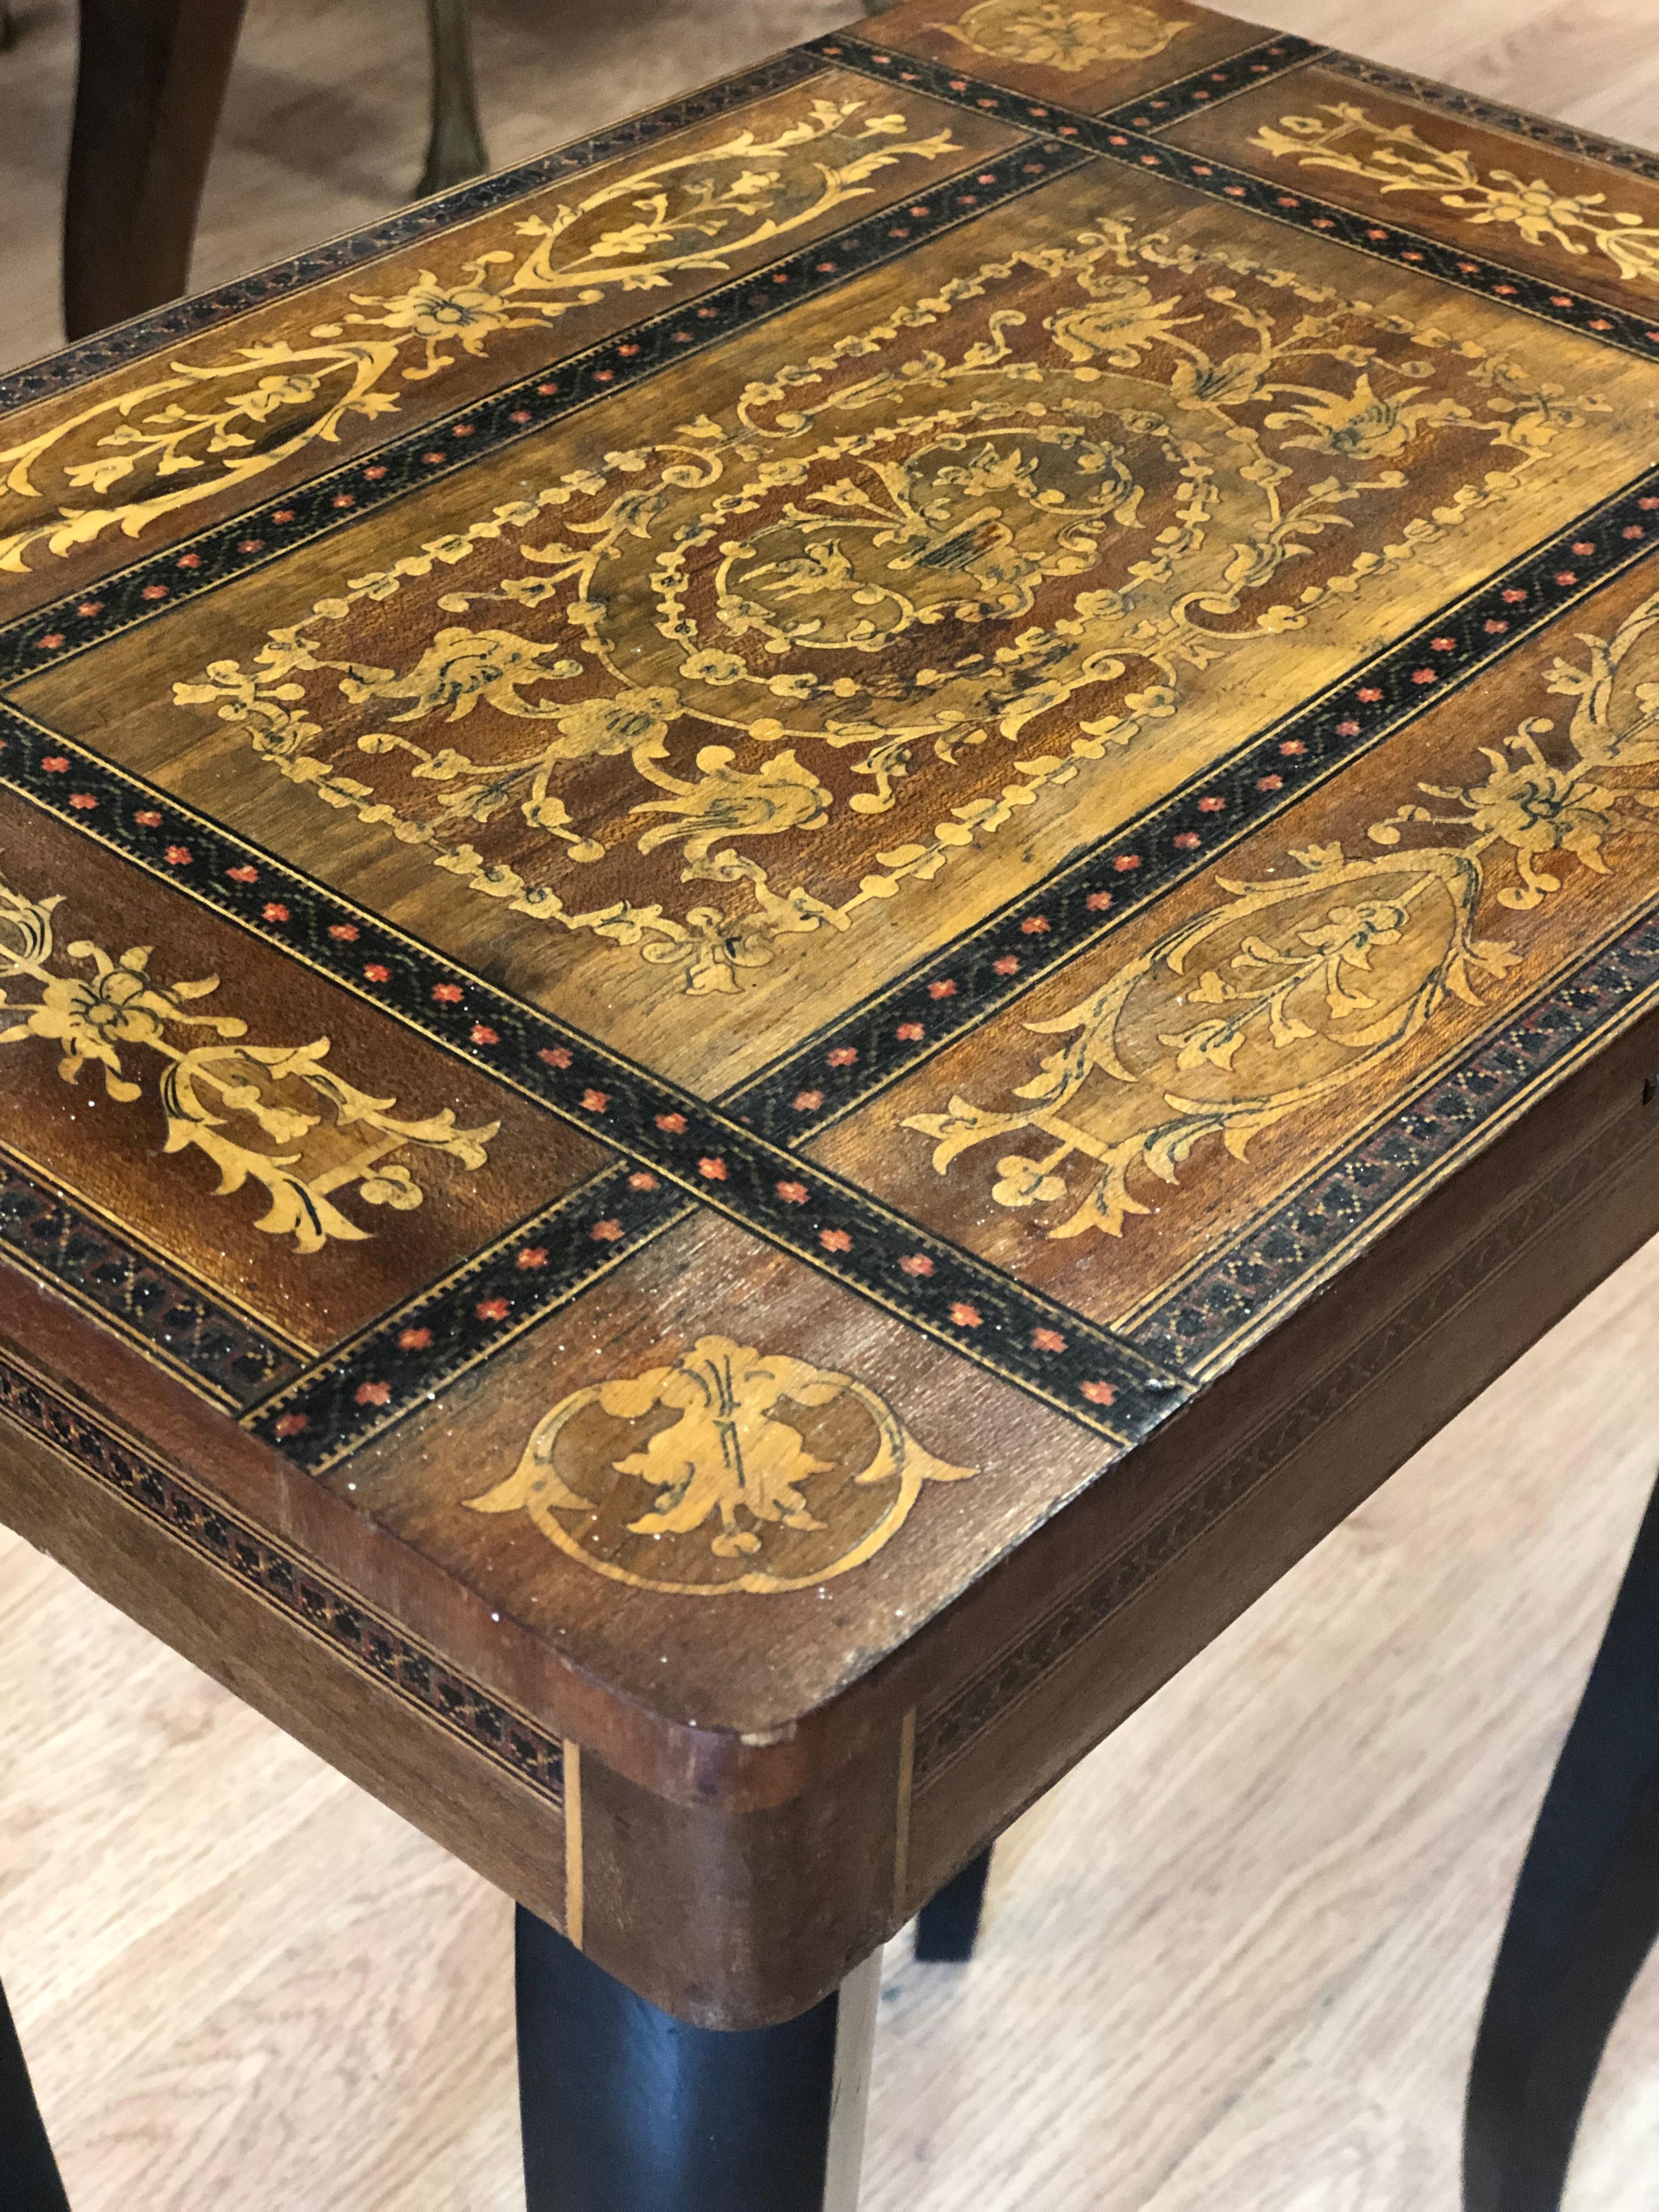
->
xmin=516 ymin=1905 xmax=878 ymax=2211
xmin=915 ymin=1844 xmax=993 ymax=1962
xmin=64 ymin=0 xmax=246 ymax=339
xmin=1 ymin=1970 xmax=70 ymax=2212
xmin=416 ymin=0 xmax=488 ymax=199
xmin=1465 ymin=1463 xmax=1659 ymax=2212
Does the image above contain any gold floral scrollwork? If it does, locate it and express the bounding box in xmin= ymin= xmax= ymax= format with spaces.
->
xmin=0 ymin=100 xmax=961 ymax=574
xmin=934 ymin=0 xmax=1192 ymax=71
xmin=1250 ymin=104 xmax=1659 ymax=290
xmin=464 ymin=1335 xmax=974 ymax=1593
xmin=177 ymin=219 xmax=1599 ymax=998
xmin=905 ymin=590 xmax=1659 ymax=1239
xmin=0 ymin=867 xmax=497 ymax=1252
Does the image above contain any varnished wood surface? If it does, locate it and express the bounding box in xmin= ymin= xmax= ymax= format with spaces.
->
xmin=4 ymin=0 xmax=1659 ymax=2052
xmin=2 ymin=0 xmax=1658 ymax=2191
xmin=5 ymin=1224 xmax=1656 ymax=2209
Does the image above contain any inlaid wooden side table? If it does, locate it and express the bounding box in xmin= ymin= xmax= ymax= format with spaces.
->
xmin=4 ymin=5 xmax=1659 ymax=2205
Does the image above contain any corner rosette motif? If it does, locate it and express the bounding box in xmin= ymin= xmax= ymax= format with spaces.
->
xmin=933 ymin=0 xmax=1193 ymax=72
xmin=464 ymin=1334 xmax=973 ymax=1593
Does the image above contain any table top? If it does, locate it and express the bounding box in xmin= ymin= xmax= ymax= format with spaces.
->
xmin=4 ymin=0 xmax=1659 ymax=2028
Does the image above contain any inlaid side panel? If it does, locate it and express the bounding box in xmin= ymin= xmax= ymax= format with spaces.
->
xmin=0 ymin=72 xmax=1014 ymax=617
xmin=1165 ymin=66 xmax=1659 ymax=316
xmin=0 ymin=783 xmax=595 ymax=1363
xmin=812 ymin=560 xmax=1659 ymax=1333
xmin=0 ymin=1355 xmax=573 ymax=1934
xmin=901 ymin=1066 xmax=1659 ymax=1920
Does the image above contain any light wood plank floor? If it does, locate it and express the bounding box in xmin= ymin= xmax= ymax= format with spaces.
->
xmin=4 ymin=1 xmax=1659 ymax=2205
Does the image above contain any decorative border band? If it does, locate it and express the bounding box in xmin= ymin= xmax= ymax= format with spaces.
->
xmin=0 ymin=1150 xmax=299 ymax=1406
xmin=0 ymin=47 xmax=831 ymax=414
xmin=914 ymin=1097 xmax=1650 ymax=1787
xmin=810 ymin=31 xmax=1659 ymax=362
xmin=250 ymin=1166 xmax=695 ymax=1471
xmin=0 ymin=706 xmax=1183 ymax=1452
xmin=1099 ymin=32 xmax=1324 ymax=129
xmin=0 ymin=133 xmax=1085 ymax=686
xmin=0 ymin=1351 xmax=566 ymax=1804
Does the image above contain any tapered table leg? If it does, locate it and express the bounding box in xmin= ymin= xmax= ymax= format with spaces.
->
xmin=416 ymin=0 xmax=488 ymax=198
xmin=915 ymin=1846 xmax=993 ymax=1962
xmin=516 ymin=1907 xmax=879 ymax=2211
xmin=64 ymin=0 xmax=246 ymax=339
xmin=1465 ymin=1465 xmax=1659 ymax=2211
xmin=1 ymin=1970 xmax=69 ymax=2212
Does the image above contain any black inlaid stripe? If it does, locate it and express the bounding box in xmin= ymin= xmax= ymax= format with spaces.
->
xmin=5 ymin=464 xmax=1655 ymax=1460
xmin=0 ymin=46 xmax=831 ymax=414
xmin=811 ymin=30 xmax=1659 ymax=363
xmin=0 ymin=1152 xmax=300 ymax=1404
xmin=1099 ymin=32 xmax=1324 ymax=129
xmin=724 ymin=473 xmax=1659 ymax=1141
xmin=0 ymin=1353 xmax=567 ymax=1803
xmin=0 ymin=134 xmax=1086 ymax=690
xmin=0 ymin=704 xmax=1182 ymax=1451
xmin=249 ymin=1165 xmax=695 ymax=1471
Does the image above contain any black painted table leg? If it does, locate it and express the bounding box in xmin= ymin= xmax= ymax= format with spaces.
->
xmin=1 ymin=1970 xmax=70 ymax=2212
xmin=1465 ymin=1464 xmax=1659 ymax=2211
xmin=516 ymin=1907 xmax=878 ymax=2212
xmin=915 ymin=1845 xmax=993 ymax=1962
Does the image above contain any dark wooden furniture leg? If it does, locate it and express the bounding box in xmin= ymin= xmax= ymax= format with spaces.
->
xmin=1 ymin=1970 xmax=70 ymax=2212
xmin=915 ymin=1846 xmax=994 ymax=1962
xmin=417 ymin=0 xmax=488 ymax=199
xmin=1465 ymin=1464 xmax=1659 ymax=2211
xmin=64 ymin=0 xmax=247 ymax=340
xmin=516 ymin=1908 xmax=878 ymax=2212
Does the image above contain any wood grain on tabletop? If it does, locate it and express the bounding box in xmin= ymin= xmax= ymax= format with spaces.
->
xmin=2 ymin=0 xmax=1658 ymax=2205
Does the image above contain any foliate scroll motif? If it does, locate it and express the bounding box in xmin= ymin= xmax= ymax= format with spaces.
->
xmin=0 ymin=867 xmax=496 ymax=1252
xmin=906 ymin=591 xmax=1659 ymax=1239
xmin=934 ymin=0 xmax=1192 ymax=71
xmin=1250 ymin=105 xmax=1659 ymax=290
xmin=174 ymin=223 xmax=1601 ymax=997
xmin=464 ymin=1335 xmax=973 ymax=1593
xmin=0 ymin=100 xmax=961 ymax=574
